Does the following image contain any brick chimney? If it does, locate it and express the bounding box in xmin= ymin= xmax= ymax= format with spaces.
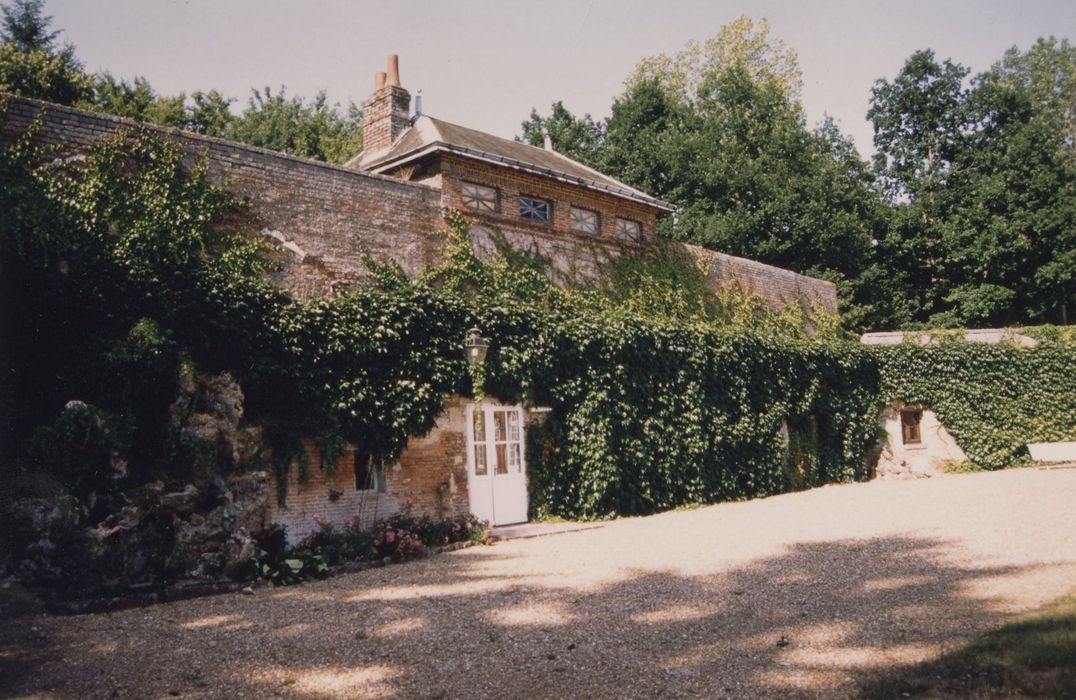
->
xmin=360 ymin=54 xmax=411 ymax=156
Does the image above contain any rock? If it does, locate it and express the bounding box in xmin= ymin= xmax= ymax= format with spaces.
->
xmin=241 ymin=586 xmax=254 ymax=595
xmin=160 ymin=485 xmax=200 ymax=514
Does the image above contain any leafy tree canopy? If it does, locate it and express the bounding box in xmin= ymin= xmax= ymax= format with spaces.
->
xmin=0 ymin=0 xmax=57 ymax=52
xmin=223 ymin=87 xmax=362 ymax=163
xmin=870 ymin=40 xmax=1075 ymax=327
xmin=628 ymin=15 xmax=802 ymax=102
xmin=598 ymin=24 xmax=887 ymax=329
xmin=517 ymin=100 xmax=605 ymax=168
xmin=0 ymin=0 xmax=86 ymax=104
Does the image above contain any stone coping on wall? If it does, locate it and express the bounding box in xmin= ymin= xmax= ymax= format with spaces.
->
xmin=861 ymin=328 xmax=1039 ymax=347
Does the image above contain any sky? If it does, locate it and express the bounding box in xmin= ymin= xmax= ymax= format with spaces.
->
xmin=45 ymin=0 xmax=1076 ymax=159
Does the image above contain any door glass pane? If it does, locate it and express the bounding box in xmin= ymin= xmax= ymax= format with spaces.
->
xmin=473 ymin=409 xmax=486 ymax=442
xmin=507 ymin=411 xmax=520 ymax=441
xmin=508 ymin=443 xmax=521 ymax=472
xmin=495 ymin=443 xmax=508 ymax=475
xmin=494 ymin=411 xmax=507 ymax=441
xmin=474 ymin=445 xmax=487 ymax=475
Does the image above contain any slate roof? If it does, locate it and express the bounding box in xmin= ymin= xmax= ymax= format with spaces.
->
xmin=350 ymin=115 xmax=676 ymax=212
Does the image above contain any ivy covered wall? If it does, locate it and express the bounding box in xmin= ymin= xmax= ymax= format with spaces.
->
xmin=7 ymin=114 xmax=1070 ymax=533
xmin=870 ymin=331 xmax=1076 ymax=469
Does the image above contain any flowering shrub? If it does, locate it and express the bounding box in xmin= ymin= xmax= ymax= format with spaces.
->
xmin=254 ymin=512 xmax=489 ymax=585
xmin=371 ymin=520 xmax=426 ymax=561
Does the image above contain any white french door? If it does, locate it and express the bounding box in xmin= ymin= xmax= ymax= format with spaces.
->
xmin=465 ymin=402 xmax=528 ymax=526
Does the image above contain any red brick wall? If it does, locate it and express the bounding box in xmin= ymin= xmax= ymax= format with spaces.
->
xmin=359 ymin=85 xmax=411 ymax=155
xmin=266 ymin=398 xmax=471 ymax=542
xmin=0 ymin=94 xmax=836 ymax=310
xmin=0 ymin=94 xmax=446 ymax=298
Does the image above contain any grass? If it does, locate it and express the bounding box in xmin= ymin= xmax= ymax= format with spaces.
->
xmin=863 ymin=591 xmax=1076 ymax=698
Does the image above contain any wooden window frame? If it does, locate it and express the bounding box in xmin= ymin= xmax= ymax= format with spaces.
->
xmin=900 ymin=407 xmax=923 ymax=446
xmin=570 ymin=206 xmax=600 ymax=235
xmin=461 ymin=181 xmax=498 ymax=213
xmin=519 ymin=195 xmax=552 ymax=224
xmin=615 ymin=217 xmax=642 ymax=243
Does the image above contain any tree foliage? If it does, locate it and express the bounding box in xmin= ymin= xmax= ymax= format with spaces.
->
xmin=598 ymin=34 xmax=887 ymax=329
xmin=1 ymin=0 xmax=56 ymax=52
xmin=0 ymin=0 xmax=86 ymax=104
xmin=517 ymin=100 xmax=605 ymax=168
xmin=870 ymin=41 xmax=1075 ymax=327
xmin=224 ymin=87 xmax=362 ymax=163
xmin=627 ymin=15 xmax=802 ymax=101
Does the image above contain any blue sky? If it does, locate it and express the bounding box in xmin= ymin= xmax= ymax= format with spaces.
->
xmin=46 ymin=0 xmax=1076 ymax=159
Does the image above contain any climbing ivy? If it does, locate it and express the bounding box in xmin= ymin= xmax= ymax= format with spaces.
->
xmin=430 ymin=213 xmax=880 ymax=519
xmin=3 ymin=114 xmax=881 ymax=521
xmin=871 ymin=333 xmax=1076 ymax=468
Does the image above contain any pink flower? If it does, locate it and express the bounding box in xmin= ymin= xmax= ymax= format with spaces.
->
xmin=385 ymin=530 xmax=396 ymax=544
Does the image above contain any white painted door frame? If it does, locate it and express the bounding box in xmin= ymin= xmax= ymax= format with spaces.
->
xmin=465 ymin=401 xmax=528 ymax=526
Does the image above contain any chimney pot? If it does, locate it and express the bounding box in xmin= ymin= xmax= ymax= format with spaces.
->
xmin=543 ymin=130 xmax=554 ymax=152
xmin=375 ymin=71 xmax=387 ymax=90
xmin=386 ymin=54 xmax=401 ymax=87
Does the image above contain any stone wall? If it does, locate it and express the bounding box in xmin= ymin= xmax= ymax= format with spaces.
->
xmin=689 ymin=244 xmax=839 ymax=313
xmin=0 ymin=93 xmax=837 ymax=310
xmin=0 ymin=93 xmax=446 ymax=299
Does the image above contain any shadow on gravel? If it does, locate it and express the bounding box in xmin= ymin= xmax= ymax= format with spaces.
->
xmin=0 ymin=534 xmax=1045 ymax=699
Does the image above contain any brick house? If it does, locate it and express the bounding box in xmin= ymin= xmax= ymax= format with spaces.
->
xmin=0 ymin=56 xmax=838 ymax=540
xmin=267 ymin=56 xmax=837 ymax=538
xmin=275 ymin=56 xmax=683 ymax=537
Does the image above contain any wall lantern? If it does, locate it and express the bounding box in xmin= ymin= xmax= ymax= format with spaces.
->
xmin=464 ymin=327 xmax=489 ymax=365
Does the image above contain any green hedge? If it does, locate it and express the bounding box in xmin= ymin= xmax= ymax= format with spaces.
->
xmin=871 ymin=336 xmax=1076 ymax=468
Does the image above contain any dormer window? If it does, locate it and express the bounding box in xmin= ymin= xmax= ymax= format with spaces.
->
xmin=461 ymin=182 xmax=498 ymax=212
xmin=520 ymin=196 xmax=551 ymax=223
xmin=616 ymin=218 xmax=642 ymax=243
xmin=570 ymin=207 xmax=600 ymax=235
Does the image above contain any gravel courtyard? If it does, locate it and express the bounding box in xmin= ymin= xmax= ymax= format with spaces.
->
xmin=3 ymin=467 xmax=1076 ymax=699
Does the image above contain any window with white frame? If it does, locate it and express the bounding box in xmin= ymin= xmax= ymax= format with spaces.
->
xmin=615 ymin=218 xmax=642 ymax=243
xmin=520 ymin=196 xmax=551 ymax=223
xmin=570 ymin=206 xmax=600 ymax=235
xmin=461 ymin=182 xmax=498 ymax=212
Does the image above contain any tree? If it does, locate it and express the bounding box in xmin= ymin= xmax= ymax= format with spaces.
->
xmin=600 ymin=22 xmax=886 ymax=329
xmin=517 ymin=101 xmax=604 ymax=167
xmin=185 ymin=90 xmax=234 ymax=137
xmin=628 ymin=15 xmax=802 ymax=102
xmin=940 ymin=38 xmax=1076 ymax=326
xmin=870 ymin=42 xmax=1075 ymax=327
xmin=86 ymin=73 xmax=187 ymax=127
xmin=0 ymin=0 xmax=88 ymax=104
xmin=868 ymin=50 xmax=970 ymax=325
xmin=224 ymin=87 xmax=362 ymax=163
xmin=1 ymin=0 xmax=57 ymax=52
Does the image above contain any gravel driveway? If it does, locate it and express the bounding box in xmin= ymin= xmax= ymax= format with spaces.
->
xmin=4 ymin=467 xmax=1076 ymax=699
